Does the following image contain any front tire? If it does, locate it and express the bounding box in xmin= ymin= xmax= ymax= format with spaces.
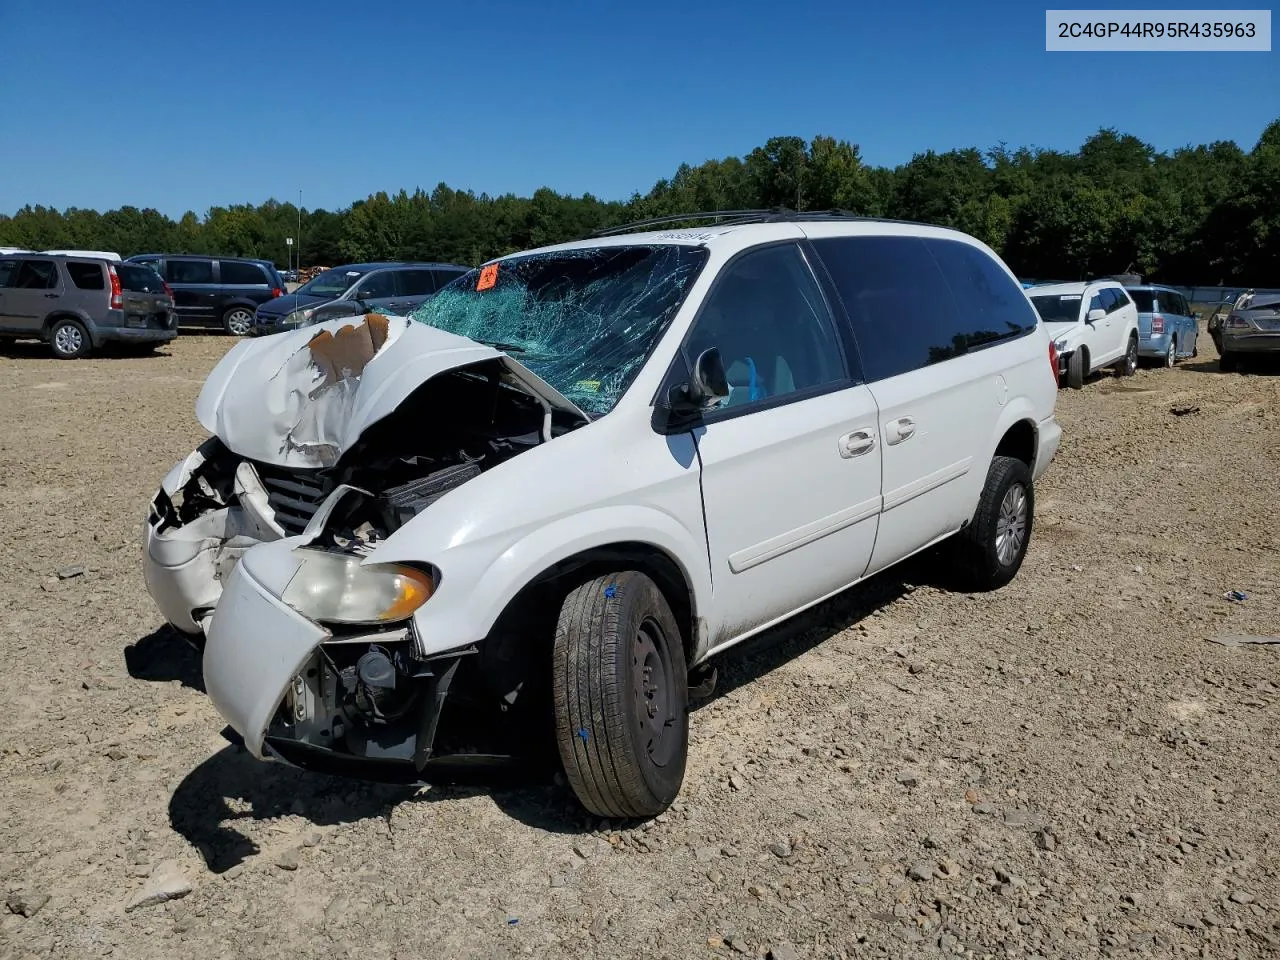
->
xmin=49 ymin=318 xmax=91 ymax=359
xmin=553 ymin=571 xmax=688 ymax=818
xmin=1065 ymin=350 xmax=1085 ymax=390
xmin=222 ymin=307 xmax=254 ymax=336
xmin=948 ymin=456 xmax=1034 ymax=592
xmin=1117 ymin=335 xmax=1138 ymax=376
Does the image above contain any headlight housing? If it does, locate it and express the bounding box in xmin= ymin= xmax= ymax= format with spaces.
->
xmin=283 ymin=308 xmax=315 ymax=326
xmin=281 ymin=549 xmax=435 ymax=625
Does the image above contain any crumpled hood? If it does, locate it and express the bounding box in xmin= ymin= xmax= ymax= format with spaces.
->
xmin=196 ymin=313 xmax=588 ymax=469
xmin=1044 ymin=321 xmax=1082 ymax=346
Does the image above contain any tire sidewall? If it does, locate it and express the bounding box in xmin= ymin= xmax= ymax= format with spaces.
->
xmin=1119 ymin=337 xmax=1138 ymax=376
xmin=50 ymin=319 xmax=90 ymax=359
xmin=977 ymin=458 xmax=1034 ymax=588
xmin=1165 ymin=338 xmax=1176 ymax=367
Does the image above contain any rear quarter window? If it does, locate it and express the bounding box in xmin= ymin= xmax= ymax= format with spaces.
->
xmin=166 ymin=260 xmax=213 ymax=284
xmin=219 ymin=261 xmax=268 ymax=285
xmin=116 ymin=263 xmax=166 ymax=293
xmin=924 ymin=238 xmax=1038 ymax=346
xmin=1129 ymin=290 xmax=1155 ymax=312
xmin=66 ymin=261 xmax=105 ymax=290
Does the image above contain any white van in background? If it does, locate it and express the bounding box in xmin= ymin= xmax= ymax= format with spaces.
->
xmin=40 ymin=249 xmax=122 ymax=262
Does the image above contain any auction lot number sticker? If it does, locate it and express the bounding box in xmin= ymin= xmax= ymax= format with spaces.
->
xmin=1046 ymin=9 xmax=1271 ymax=49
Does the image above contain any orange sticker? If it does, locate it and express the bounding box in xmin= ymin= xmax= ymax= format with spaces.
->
xmin=477 ymin=264 xmax=498 ymax=291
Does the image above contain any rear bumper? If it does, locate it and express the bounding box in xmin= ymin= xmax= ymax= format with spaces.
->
xmin=1222 ymin=333 xmax=1280 ymax=355
xmin=1138 ymin=331 xmax=1173 ymax=357
xmin=97 ymin=326 xmax=178 ymax=344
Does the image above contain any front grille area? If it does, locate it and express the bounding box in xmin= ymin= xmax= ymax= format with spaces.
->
xmin=254 ymin=464 xmax=336 ymax=536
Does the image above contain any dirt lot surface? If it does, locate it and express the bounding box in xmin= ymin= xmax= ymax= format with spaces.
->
xmin=1 ymin=332 xmax=1278 ymax=960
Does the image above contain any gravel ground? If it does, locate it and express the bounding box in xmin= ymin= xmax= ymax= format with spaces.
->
xmin=1 ymin=331 xmax=1277 ymax=960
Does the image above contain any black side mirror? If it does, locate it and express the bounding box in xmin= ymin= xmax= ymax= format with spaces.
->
xmin=653 ymin=347 xmax=730 ymax=434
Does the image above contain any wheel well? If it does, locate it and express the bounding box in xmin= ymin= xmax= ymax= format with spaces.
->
xmin=994 ymin=419 xmax=1036 ymax=471
xmin=42 ymin=313 xmax=88 ymax=337
xmin=506 ymin=542 xmax=697 ymax=662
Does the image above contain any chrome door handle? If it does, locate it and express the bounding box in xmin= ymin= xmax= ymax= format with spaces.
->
xmin=838 ymin=428 xmax=876 ymax=458
xmin=886 ymin=417 xmax=916 ymax=445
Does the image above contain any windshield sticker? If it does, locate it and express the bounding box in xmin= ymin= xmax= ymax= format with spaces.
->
xmin=476 ymin=264 xmax=498 ymax=291
xmin=573 ymin=379 xmax=601 ymax=393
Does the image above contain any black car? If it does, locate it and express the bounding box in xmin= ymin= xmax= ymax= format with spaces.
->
xmin=251 ymin=261 xmax=469 ymax=335
xmin=125 ymin=254 xmax=286 ymax=335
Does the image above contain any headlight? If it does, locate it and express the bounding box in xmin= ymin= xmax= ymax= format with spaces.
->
xmin=281 ymin=550 xmax=435 ymax=625
xmin=1054 ymin=339 xmax=1068 ymax=352
xmin=283 ymin=308 xmax=315 ymax=326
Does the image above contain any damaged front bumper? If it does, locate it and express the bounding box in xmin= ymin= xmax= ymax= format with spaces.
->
xmin=205 ymin=538 xmax=476 ymax=781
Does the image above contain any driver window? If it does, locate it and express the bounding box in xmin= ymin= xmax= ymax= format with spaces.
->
xmin=1087 ymin=294 xmax=1103 ymax=316
xmin=685 ymin=243 xmax=845 ymax=411
xmin=354 ymin=271 xmax=397 ymax=300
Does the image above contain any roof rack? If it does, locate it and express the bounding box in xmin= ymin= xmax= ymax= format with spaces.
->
xmin=591 ymin=208 xmax=938 ymax=238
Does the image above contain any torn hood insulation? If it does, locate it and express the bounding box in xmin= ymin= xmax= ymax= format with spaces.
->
xmin=196 ymin=313 xmax=589 ymax=469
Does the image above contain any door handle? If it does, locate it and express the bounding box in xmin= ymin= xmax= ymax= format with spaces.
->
xmin=838 ymin=428 xmax=876 ymax=459
xmin=886 ymin=417 xmax=916 ymax=445
xmin=44 ymin=293 xmax=59 ymax=299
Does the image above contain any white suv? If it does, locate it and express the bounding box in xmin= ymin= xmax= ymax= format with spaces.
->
xmin=142 ymin=213 xmax=1062 ymax=817
xmin=1027 ymin=280 xmax=1141 ymax=388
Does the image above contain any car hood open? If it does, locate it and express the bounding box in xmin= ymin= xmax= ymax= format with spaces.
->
xmin=196 ymin=313 xmax=589 ymax=469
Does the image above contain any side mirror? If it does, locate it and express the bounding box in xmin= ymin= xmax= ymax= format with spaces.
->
xmin=687 ymin=347 xmax=729 ymax=407
xmin=1086 ymin=308 xmax=1106 ymax=323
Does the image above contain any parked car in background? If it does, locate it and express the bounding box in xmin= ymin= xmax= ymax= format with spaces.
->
xmin=1125 ymin=284 xmax=1199 ymax=367
xmin=143 ymin=212 xmax=1061 ymax=817
xmin=251 ymin=261 xmax=469 ymax=335
xmin=0 ymin=254 xmax=176 ymax=358
xmin=1211 ymin=289 xmax=1280 ymax=371
xmin=125 ymin=255 xmax=285 ymax=335
xmin=1028 ymin=280 xmax=1140 ymax=388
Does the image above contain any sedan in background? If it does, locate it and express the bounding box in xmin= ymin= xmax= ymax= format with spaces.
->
xmin=1212 ymin=290 xmax=1280 ymax=371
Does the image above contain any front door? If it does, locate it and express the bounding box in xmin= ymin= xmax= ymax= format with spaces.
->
xmin=682 ymin=242 xmax=882 ymax=654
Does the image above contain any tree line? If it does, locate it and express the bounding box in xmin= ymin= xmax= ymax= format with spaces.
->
xmin=2 ymin=120 xmax=1276 ymax=284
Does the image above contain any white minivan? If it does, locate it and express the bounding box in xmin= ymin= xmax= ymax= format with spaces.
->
xmin=142 ymin=212 xmax=1062 ymax=817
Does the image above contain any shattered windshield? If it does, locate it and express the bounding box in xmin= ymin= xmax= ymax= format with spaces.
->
xmin=409 ymin=244 xmax=709 ymax=416
xmin=296 ymin=268 xmax=363 ymax=298
xmin=1030 ymin=295 xmax=1082 ymax=324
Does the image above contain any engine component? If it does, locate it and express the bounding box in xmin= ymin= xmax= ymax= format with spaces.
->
xmin=381 ymin=461 xmax=483 ymax=529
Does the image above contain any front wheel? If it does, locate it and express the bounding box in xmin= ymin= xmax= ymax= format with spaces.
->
xmin=1065 ymin=350 xmax=1085 ymax=390
xmin=948 ymin=456 xmax=1034 ymax=592
xmin=222 ymin=307 xmax=255 ymax=336
xmin=49 ymin=318 xmax=92 ymax=359
xmin=1117 ymin=336 xmax=1138 ymax=377
xmin=553 ymin=571 xmax=688 ymax=818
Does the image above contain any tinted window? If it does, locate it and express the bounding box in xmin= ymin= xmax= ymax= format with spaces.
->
xmin=1104 ymin=287 xmax=1129 ymax=313
xmin=353 ymin=270 xmax=397 ymax=299
xmin=813 ymin=235 xmax=965 ymax=381
xmin=1129 ymin=290 xmax=1155 ymax=312
xmin=925 ymin=238 xmax=1038 ymax=348
xmin=1088 ymin=294 xmax=1104 ymax=315
xmin=116 ymin=263 xmax=166 ymax=293
xmin=66 ymin=261 xmax=105 ymax=290
xmin=11 ymin=260 xmax=58 ymax=289
xmin=1171 ymin=292 xmax=1188 ymax=316
xmin=219 ymin=260 xmax=268 ymax=285
xmin=431 ymin=268 xmax=467 ymax=290
xmin=167 ymin=259 xmax=213 ymax=284
xmin=397 ymin=269 xmax=436 ymax=296
xmin=0 ymin=259 xmax=17 ymax=287
xmin=685 ymin=243 xmax=846 ymax=408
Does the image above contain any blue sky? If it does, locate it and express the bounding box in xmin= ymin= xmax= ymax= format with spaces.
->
xmin=1 ymin=0 xmax=1275 ymax=217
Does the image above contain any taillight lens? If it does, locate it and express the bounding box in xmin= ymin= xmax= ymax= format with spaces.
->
xmin=1048 ymin=340 xmax=1058 ymax=379
xmin=163 ymin=282 xmax=174 ymax=302
xmin=1225 ymin=315 xmax=1250 ymax=329
xmin=108 ymin=265 xmax=123 ymax=309
xmin=1151 ymin=314 xmax=1165 ymax=334
xmin=272 ymin=287 xmax=283 ymax=299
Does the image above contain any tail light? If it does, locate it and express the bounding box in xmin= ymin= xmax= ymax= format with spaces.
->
xmin=108 ymin=264 xmax=123 ymax=309
xmin=163 ymin=282 xmax=175 ymax=303
xmin=1048 ymin=340 xmax=1058 ymax=379
xmin=1225 ymin=315 xmax=1250 ymax=329
xmin=271 ymin=287 xmax=283 ymax=299
xmin=1151 ymin=314 xmax=1165 ymax=334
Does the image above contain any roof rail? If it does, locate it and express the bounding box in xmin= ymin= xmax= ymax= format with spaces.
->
xmin=591 ymin=208 xmax=941 ymax=238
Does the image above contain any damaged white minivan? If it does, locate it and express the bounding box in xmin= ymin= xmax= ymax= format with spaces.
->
xmin=143 ymin=212 xmax=1062 ymax=818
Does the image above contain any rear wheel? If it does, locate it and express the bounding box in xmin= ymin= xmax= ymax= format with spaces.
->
xmin=1220 ymin=351 xmax=1238 ymax=372
xmin=948 ymin=456 xmax=1034 ymax=592
xmin=49 ymin=319 xmax=91 ymax=359
xmin=222 ymin=307 xmax=254 ymax=336
xmin=1164 ymin=337 xmax=1177 ymax=368
xmin=553 ymin=571 xmax=688 ymax=818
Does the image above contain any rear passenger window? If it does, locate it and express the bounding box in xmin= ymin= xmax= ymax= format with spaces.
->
xmin=1104 ymin=287 xmax=1129 ymax=313
xmin=11 ymin=260 xmax=58 ymax=289
xmin=925 ymin=238 xmax=1038 ymax=348
xmin=685 ymin=243 xmax=846 ymax=409
xmin=167 ymin=260 xmax=213 ymax=284
xmin=0 ymin=259 xmax=19 ymax=286
xmin=397 ymin=270 xmax=436 ymax=296
xmin=219 ymin=260 xmax=267 ymax=285
xmin=66 ymin=261 xmax=105 ymax=290
xmin=431 ymin=268 xmax=466 ymax=290
xmin=813 ymin=236 xmax=964 ymax=381
xmin=353 ymin=271 xmax=397 ymax=299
